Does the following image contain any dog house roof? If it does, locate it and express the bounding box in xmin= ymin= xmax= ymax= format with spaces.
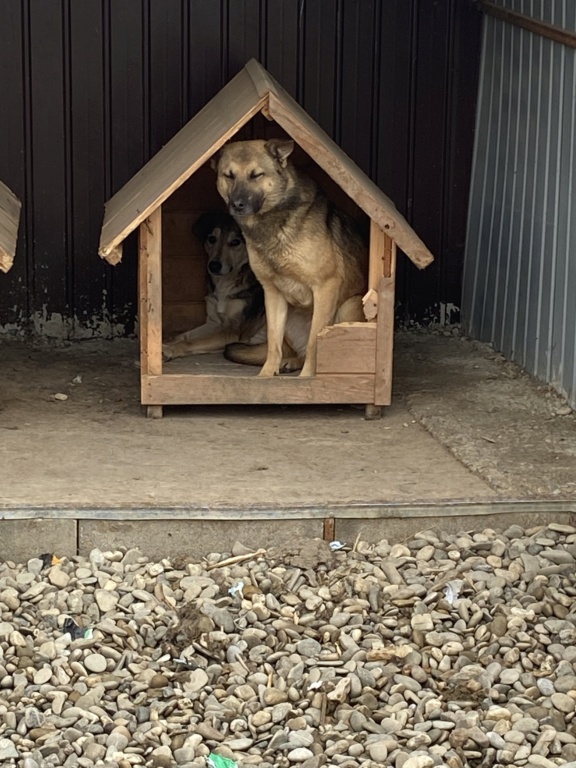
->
xmin=99 ymin=59 xmax=434 ymax=269
xmin=0 ymin=180 xmax=21 ymax=274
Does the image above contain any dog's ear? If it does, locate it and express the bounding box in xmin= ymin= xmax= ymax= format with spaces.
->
xmin=265 ymin=139 xmax=294 ymax=168
xmin=193 ymin=211 xmax=223 ymax=242
xmin=210 ymin=150 xmax=221 ymax=171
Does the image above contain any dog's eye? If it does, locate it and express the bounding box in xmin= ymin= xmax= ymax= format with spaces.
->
xmin=223 ymin=171 xmax=235 ymax=180
xmin=207 ymin=234 xmax=217 ymax=244
xmin=249 ymin=171 xmax=264 ymax=180
xmin=229 ymin=238 xmax=242 ymax=247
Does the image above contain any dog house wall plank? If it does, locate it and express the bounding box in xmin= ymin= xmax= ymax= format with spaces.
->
xmin=99 ymin=67 xmax=267 ymax=262
xmin=160 ymin=167 xmax=226 ymax=335
xmin=142 ymin=373 xmax=375 ymax=406
xmin=368 ymin=221 xmax=388 ymax=291
xmin=138 ymin=207 xmax=163 ymax=379
xmin=316 ymin=324 xmax=376 ymax=375
xmin=0 ymin=177 xmax=22 ymax=274
xmin=161 ymin=210 xmax=207 ymax=324
xmin=374 ymin=242 xmax=397 ymax=407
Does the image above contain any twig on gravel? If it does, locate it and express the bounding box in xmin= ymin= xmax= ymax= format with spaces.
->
xmin=205 ymin=548 xmax=267 ymax=570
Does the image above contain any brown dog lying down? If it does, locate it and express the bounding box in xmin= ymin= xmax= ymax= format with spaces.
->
xmin=212 ymin=138 xmax=368 ymax=377
xmin=162 ymin=211 xmax=306 ymax=371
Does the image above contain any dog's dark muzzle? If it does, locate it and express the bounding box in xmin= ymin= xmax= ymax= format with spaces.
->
xmin=227 ymin=185 xmax=264 ymax=217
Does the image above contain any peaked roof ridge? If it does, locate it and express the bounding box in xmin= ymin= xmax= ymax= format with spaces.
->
xmin=244 ymin=58 xmax=279 ymax=99
xmin=99 ymin=58 xmax=433 ymax=270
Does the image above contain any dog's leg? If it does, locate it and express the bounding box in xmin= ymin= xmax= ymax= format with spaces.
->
xmin=163 ymin=326 xmax=240 ymax=360
xmin=259 ymin=284 xmax=289 ymax=377
xmin=300 ymin=278 xmax=340 ymax=377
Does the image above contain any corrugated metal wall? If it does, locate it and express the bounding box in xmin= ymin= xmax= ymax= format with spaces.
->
xmin=0 ymin=0 xmax=482 ymax=338
xmin=463 ymin=0 xmax=576 ymax=407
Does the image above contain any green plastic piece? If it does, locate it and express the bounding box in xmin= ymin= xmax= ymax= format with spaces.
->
xmin=207 ymin=754 xmax=238 ymax=768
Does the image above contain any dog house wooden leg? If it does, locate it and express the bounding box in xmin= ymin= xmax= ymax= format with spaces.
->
xmin=138 ymin=206 xmax=163 ymax=418
xmin=364 ymin=404 xmax=382 ymax=420
xmin=373 ymin=231 xmax=397 ymax=410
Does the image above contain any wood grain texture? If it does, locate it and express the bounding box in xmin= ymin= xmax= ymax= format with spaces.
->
xmin=481 ymin=1 xmax=576 ymax=49
xmin=100 ymin=59 xmax=434 ymax=272
xmin=0 ymin=180 xmax=21 ymax=273
xmin=138 ymin=208 xmax=163 ymax=378
xmin=316 ymin=323 xmax=376 ymax=374
xmin=267 ymin=88 xmax=434 ymax=269
xmin=142 ymin=373 xmax=375 ymax=406
xmin=3 ymin=499 xmax=574 ymax=521
xmin=368 ymin=220 xmax=387 ymax=290
xmin=99 ymin=67 xmax=266 ymax=262
xmin=374 ymin=242 xmax=397 ymax=406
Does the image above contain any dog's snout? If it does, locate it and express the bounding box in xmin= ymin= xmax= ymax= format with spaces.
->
xmin=227 ymin=185 xmax=263 ymax=217
xmin=208 ymin=260 xmax=222 ymax=275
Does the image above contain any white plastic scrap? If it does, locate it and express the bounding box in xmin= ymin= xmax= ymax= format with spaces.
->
xmin=444 ymin=579 xmax=464 ymax=605
xmin=308 ymin=681 xmax=323 ymax=690
xmin=329 ymin=541 xmax=346 ymax=551
xmin=228 ymin=580 xmax=244 ymax=599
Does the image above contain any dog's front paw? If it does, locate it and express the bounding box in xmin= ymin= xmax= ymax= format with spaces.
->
xmin=299 ymin=364 xmax=315 ymax=377
xmin=258 ymin=364 xmax=278 ymax=377
xmin=162 ymin=344 xmax=176 ymax=361
xmin=280 ymin=357 xmax=304 ymax=374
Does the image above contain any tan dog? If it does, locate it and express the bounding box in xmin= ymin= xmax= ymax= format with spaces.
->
xmin=162 ymin=212 xmax=267 ymax=361
xmin=212 ymin=139 xmax=368 ymax=377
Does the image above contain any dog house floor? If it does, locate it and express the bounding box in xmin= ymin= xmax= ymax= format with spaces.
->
xmin=164 ymin=354 xmax=291 ymax=377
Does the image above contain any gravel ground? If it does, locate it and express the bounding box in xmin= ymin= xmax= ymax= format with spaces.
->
xmin=2 ymin=524 xmax=576 ymax=768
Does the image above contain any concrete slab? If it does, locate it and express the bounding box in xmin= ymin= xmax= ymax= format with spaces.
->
xmin=0 ymin=519 xmax=77 ymax=562
xmin=0 ymin=340 xmax=495 ymax=509
xmin=335 ymin=509 xmax=576 ymax=545
xmin=78 ymin=518 xmax=324 ymax=559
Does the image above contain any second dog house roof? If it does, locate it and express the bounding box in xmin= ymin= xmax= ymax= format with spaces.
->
xmin=99 ymin=59 xmax=434 ymax=270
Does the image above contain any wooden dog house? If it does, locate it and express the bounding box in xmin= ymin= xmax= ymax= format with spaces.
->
xmin=0 ymin=180 xmax=21 ymax=275
xmin=99 ymin=60 xmax=434 ymax=418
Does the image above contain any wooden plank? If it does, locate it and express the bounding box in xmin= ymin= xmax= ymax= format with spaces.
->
xmin=163 ymin=301 xmax=206 ymax=337
xmin=363 ymin=219 xmax=389 ymax=320
xmin=245 ymin=58 xmax=280 ymax=99
xmin=316 ymin=323 xmax=376 ymax=374
xmin=163 ymin=265 xmax=206 ymax=303
xmin=374 ymin=240 xmax=396 ymax=406
xmin=368 ymin=219 xmax=387 ymax=290
xmin=3 ymin=498 xmax=576 ymax=521
xmin=481 ymin=1 xmax=576 ymax=49
xmin=323 ymin=516 xmax=336 ymax=542
xmin=0 ymin=187 xmax=20 ymax=271
xmin=142 ymin=373 xmax=375 ymax=406
xmin=138 ymin=208 xmax=163 ymax=378
xmin=99 ymin=67 xmax=267 ymax=262
xmin=266 ymin=88 xmax=434 ymax=269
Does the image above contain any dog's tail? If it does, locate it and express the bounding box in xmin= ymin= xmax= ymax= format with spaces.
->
xmin=224 ymin=342 xmax=267 ymax=367
xmin=224 ymin=341 xmax=303 ymax=373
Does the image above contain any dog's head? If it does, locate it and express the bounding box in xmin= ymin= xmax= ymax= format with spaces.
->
xmin=192 ymin=211 xmax=248 ymax=276
xmin=210 ymin=139 xmax=295 ymax=217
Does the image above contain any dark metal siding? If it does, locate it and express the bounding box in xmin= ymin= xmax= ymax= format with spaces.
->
xmin=0 ymin=0 xmax=482 ymax=338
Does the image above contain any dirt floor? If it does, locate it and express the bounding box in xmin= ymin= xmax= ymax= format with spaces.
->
xmin=0 ymin=329 xmax=574 ymax=509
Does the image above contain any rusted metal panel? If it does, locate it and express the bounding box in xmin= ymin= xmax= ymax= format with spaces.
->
xmin=0 ymin=0 xmax=482 ymax=338
xmin=464 ymin=0 xmax=576 ymax=407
